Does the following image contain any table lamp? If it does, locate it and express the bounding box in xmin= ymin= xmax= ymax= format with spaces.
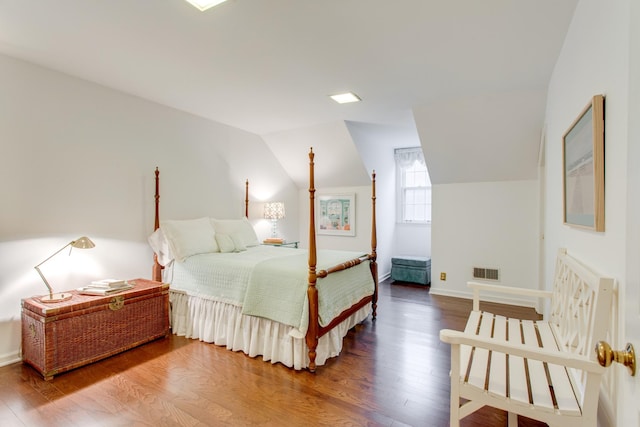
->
xmin=34 ymin=236 xmax=95 ymax=303
xmin=263 ymin=202 xmax=285 ymax=238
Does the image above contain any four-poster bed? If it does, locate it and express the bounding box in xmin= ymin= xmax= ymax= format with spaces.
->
xmin=149 ymin=148 xmax=378 ymax=371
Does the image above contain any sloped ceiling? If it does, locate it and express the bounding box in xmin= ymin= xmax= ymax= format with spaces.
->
xmin=415 ymin=89 xmax=547 ymax=184
xmin=0 ymin=0 xmax=577 ymax=185
xmin=262 ymin=122 xmax=370 ymax=188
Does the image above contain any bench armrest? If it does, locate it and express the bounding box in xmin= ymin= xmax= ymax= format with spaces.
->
xmin=467 ymin=281 xmax=553 ymax=311
xmin=440 ymin=329 xmax=604 ymax=374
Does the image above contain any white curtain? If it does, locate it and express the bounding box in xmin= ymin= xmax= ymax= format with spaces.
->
xmin=394 ymin=147 xmax=425 ymax=169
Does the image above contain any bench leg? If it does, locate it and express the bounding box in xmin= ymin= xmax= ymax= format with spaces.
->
xmin=508 ymin=411 xmax=517 ymax=427
xmin=450 ymin=344 xmax=461 ymax=427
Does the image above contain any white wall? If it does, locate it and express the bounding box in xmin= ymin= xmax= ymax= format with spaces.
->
xmin=543 ymin=0 xmax=628 ymax=282
xmin=392 ymin=223 xmax=431 ymax=260
xmin=543 ymin=0 xmax=630 ymax=424
xmin=297 ymin=184 xmax=388 ymax=275
xmin=346 ymin=120 xmax=430 ymax=279
xmin=0 ymin=54 xmax=298 ymax=365
xmin=429 ymin=180 xmax=540 ymax=306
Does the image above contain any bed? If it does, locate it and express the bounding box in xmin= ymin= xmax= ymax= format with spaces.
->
xmin=149 ymin=148 xmax=378 ymax=371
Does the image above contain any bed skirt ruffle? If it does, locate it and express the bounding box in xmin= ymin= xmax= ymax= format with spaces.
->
xmin=169 ymin=290 xmax=371 ymax=370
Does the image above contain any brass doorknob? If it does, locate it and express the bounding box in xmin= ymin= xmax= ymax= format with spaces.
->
xmin=596 ymin=341 xmax=636 ymax=376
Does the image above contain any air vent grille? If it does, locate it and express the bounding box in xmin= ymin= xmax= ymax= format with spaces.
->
xmin=473 ymin=267 xmax=500 ymax=281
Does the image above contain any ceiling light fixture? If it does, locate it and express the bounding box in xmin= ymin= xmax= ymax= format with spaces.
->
xmin=330 ymin=92 xmax=361 ymax=104
xmin=184 ymin=0 xmax=228 ymax=11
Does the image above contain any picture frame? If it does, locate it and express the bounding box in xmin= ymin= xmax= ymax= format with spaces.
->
xmin=562 ymin=94 xmax=605 ymax=231
xmin=317 ymin=194 xmax=356 ymax=236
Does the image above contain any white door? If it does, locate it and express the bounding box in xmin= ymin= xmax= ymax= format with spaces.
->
xmin=621 ymin=2 xmax=640 ymax=423
xmin=538 ymin=130 xmax=546 ymax=311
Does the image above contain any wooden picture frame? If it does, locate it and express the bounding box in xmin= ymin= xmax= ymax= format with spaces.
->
xmin=562 ymin=95 xmax=605 ymax=231
xmin=317 ymin=194 xmax=356 ymax=236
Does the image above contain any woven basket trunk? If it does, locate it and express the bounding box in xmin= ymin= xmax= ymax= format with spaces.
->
xmin=21 ymin=278 xmax=169 ymax=380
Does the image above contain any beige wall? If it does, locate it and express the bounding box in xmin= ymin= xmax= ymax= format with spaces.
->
xmin=0 ymin=54 xmax=298 ymax=365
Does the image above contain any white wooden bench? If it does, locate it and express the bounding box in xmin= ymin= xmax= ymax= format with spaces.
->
xmin=440 ymin=248 xmax=614 ymax=427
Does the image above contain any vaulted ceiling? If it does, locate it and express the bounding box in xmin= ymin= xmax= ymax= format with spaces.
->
xmin=0 ymin=0 xmax=577 ymax=185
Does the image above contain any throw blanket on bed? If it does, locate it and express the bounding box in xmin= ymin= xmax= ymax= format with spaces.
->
xmin=242 ymin=250 xmax=374 ymax=334
xmin=168 ymin=247 xmax=296 ymax=305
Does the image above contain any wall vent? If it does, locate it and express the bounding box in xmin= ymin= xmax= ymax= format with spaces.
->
xmin=473 ymin=267 xmax=500 ymax=281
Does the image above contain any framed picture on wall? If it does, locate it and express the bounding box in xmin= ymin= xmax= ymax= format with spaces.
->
xmin=317 ymin=194 xmax=356 ymax=236
xmin=562 ymin=94 xmax=605 ymax=231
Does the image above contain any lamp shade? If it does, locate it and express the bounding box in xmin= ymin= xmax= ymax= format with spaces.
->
xmin=35 ymin=236 xmax=95 ymax=303
xmin=263 ymin=202 xmax=285 ymax=220
xmin=71 ymin=236 xmax=95 ymax=249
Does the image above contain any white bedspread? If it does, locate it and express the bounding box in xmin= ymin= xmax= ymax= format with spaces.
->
xmin=243 ymin=250 xmax=374 ymax=333
xmin=169 ymin=245 xmax=298 ymax=304
xmin=168 ymin=246 xmax=374 ymax=335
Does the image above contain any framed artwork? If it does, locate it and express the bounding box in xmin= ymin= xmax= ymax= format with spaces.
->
xmin=562 ymin=94 xmax=605 ymax=231
xmin=317 ymin=194 xmax=355 ymax=236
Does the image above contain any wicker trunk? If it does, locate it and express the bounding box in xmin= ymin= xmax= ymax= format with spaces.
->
xmin=21 ymin=278 xmax=169 ymax=380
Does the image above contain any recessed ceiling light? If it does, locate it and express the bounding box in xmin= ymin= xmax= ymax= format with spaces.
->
xmin=184 ymin=0 xmax=228 ymax=11
xmin=330 ymin=92 xmax=361 ymax=104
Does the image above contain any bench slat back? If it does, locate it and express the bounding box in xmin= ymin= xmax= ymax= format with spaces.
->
xmin=548 ymin=248 xmax=614 ymax=401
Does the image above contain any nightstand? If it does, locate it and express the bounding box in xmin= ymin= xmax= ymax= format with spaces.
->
xmin=262 ymin=241 xmax=299 ymax=248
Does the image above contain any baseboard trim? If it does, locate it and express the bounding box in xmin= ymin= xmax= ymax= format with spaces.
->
xmin=429 ymin=287 xmax=539 ymax=310
xmin=0 ymin=351 xmax=21 ymax=368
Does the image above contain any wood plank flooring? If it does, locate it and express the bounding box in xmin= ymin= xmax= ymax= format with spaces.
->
xmin=0 ymin=279 xmax=547 ymax=426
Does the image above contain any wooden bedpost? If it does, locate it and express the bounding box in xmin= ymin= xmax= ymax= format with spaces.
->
xmin=152 ymin=167 xmax=163 ymax=282
xmin=154 ymin=167 xmax=160 ymax=231
xmin=370 ymin=170 xmax=378 ymax=318
xmin=245 ymin=179 xmax=249 ymax=218
xmin=306 ymin=147 xmax=319 ymax=373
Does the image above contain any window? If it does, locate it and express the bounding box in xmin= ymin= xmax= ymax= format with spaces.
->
xmin=395 ymin=147 xmax=431 ymax=223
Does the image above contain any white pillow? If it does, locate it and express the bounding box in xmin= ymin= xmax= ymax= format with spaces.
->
xmin=160 ymin=217 xmax=219 ymax=262
xmin=211 ymin=217 xmax=260 ymax=247
xmin=147 ymin=228 xmax=174 ymax=266
xmin=230 ymin=233 xmax=247 ymax=251
xmin=215 ymin=234 xmax=236 ymax=253
xmin=215 ymin=233 xmax=248 ymax=253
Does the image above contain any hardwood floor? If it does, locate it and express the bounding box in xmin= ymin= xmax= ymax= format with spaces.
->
xmin=1 ymin=279 xmax=547 ymax=427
